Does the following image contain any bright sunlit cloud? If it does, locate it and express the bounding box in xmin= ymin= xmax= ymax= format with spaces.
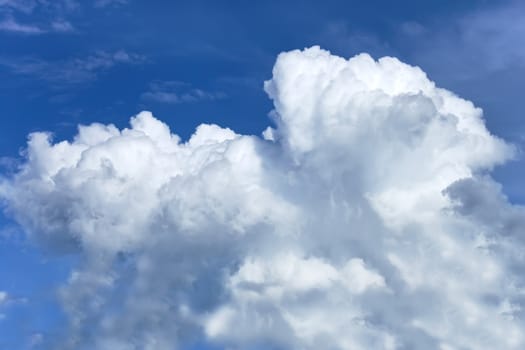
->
xmin=1 ymin=46 xmax=524 ymax=350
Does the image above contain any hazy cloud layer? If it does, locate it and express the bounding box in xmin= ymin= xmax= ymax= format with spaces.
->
xmin=397 ymin=1 xmax=525 ymax=82
xmin=1 ymin=47 xmax=524 ymax=349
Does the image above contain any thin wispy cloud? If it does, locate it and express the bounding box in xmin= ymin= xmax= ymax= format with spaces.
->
xmin=0 ymin=50 xmax=146 ymax=84
xmin=317 ymin=20 xmax=395 ymax=58
xmin=50 ymin=19 xmax=74 ymax=32
xmin=0 ymin=0 xmax=127 ymax=35
xmin=0 ymin=0 xmax=79 ymax=14
xmin=0 ymin=16 xmax=74 ymax=34
xmin=0 ymin=0 xmax=39 ymax=14
xmin=94 ymin=0 xmax=128 ymax=8
xmin=142 ymin=80 xmax=226 ymax=104
xmin=0 ymin=291 xmax=7 ymax=321
xmin=0 ymin=16 xmax=43 ymax=33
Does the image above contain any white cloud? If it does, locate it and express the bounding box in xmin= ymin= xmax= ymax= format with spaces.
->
xmin=1 ymin=47 xmax=524 ymax=349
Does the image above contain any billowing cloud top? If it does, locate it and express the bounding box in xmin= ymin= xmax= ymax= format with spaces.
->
xmin=1 ymin=46 xmax=524 ymax=350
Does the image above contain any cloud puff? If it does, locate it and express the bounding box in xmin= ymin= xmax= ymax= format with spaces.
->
xmin=1 ymin=46 xmax=524 ymax=349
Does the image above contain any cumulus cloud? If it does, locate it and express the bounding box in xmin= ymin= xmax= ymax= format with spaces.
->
xmin=1 ymin=46 xmax=524 ymax=349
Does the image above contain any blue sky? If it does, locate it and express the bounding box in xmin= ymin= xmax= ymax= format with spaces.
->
xmin=1 ymin=1 xmax=525 ymax=349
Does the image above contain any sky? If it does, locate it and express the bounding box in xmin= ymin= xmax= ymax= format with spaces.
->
xmin=1 ymin=1 xmax=525 ymax=349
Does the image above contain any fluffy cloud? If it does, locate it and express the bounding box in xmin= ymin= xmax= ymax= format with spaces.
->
xmin=1 ymin=46 xmax=524 ymax=349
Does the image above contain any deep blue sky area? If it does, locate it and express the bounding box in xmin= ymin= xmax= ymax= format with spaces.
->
xmin=1 ymin=0 xmax=524 ymax=348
